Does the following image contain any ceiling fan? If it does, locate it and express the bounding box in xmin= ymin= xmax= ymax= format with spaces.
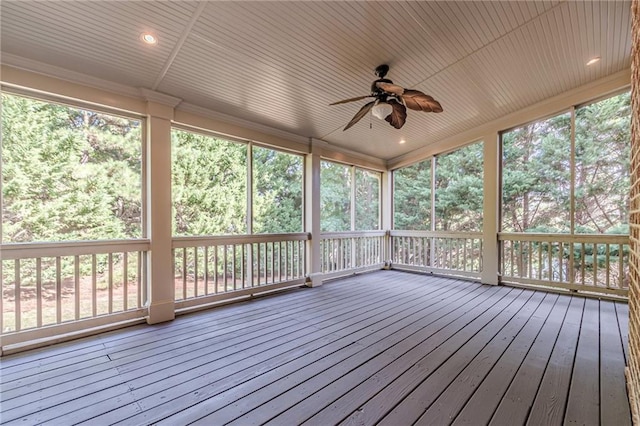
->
xmin=331 ymin=64 xmax=443 ymax=131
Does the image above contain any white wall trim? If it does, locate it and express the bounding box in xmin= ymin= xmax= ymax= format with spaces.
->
xmin=139 ymin=88 xmax=182 ymax=108
xmin=1 ymin=53 xmax=141 ymax=99
xmin=311 ymin=138 xmax=387 ymax=171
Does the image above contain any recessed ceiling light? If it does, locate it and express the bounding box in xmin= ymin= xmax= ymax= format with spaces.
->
xmin=586 ymin=56 xmax=601 ymax=66
xmin=399 ymin=139 xmax=406 ymax=144
xmin=141 ymin=33 xmax=157 ymax=45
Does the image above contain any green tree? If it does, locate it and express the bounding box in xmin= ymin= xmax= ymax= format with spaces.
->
xmin=502 ymin=113 xmax=571 ymax=232
xmin=574 ymin=92 xmax=630 ymax=233
xmin=320 ymin=161 xmax=351 ymax=232
xmin=435 ymin=142 xmax=484 ymax=231
xmin=253 ymin=146 xmax=303 ymax=233
xmin=171 ymin=129 xmax=247 ymax=235
xmin=393 ymin=159 xmax=431 ymax=230
xmin=2 ymin=93 xmax=142 ymax=243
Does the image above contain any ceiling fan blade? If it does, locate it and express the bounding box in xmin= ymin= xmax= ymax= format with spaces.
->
xmin=375 ymin=81 xmax=405 ymax=96
xmin=385 ymin=99 xmax=407 ymax=129
xmin=330 ymin=95 xmax=373 ymax=106
xmin=401 ymin=89 xmax=443 ymax=113
xmin=343 ymin=101 xmax=375 ymax=131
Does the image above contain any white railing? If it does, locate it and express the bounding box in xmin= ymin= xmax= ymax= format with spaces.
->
xmin=1 ymin=240 xmax=149 ymax=342
xmin=390 ymin=230 xmax=483 ymax=279
xmin=499 ymin=233 xmax=629 ymax=297
xmin=172 ymin=233 xmax=308 ymax=309
xmin=319 ymin=231 xmax=387 ymax=278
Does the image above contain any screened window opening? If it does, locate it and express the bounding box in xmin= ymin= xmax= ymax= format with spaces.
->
xmin=172 ymin=129 xmax=247 ymax=236
xmin=393 ymin=158 xmax=432 ymax=230
xmin=1 ymin=92 xmax=143 ymax=243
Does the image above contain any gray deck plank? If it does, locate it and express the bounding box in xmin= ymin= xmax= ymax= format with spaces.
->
xmin=38 ymin=274 xmax=455 ymax=424
xmin=564 ymin=298 xmax=600 ymax=425
xmin=379 ymin=291 xmax=549 ymax=426
xmin=422 ymin=293 xmax=565 ymax=426
xmin=526 ymin=297 xmax=585 ymax=426
xmin=599 ymin=301 xmax=632 ymax=425
xmin=616 ymin=301 xmax=630 ymax=363
xmin=0 ymin=271 xmax=629 ymax=426
xmin=4 ymin=274 xmax=420 ymax=418
xmin=221 ymin=285 xmax=502 ymax=426
xmin=297 ymin=287 xmax=519 ymax=426
xmin=1 ymin=274 xmax=410 ymax=399
xmin=487 ymin=296 xmax=575 ymax=426
xmin=115 ymin=278 xmax=476 ymax=425
xmin=336 ymin=288 xmax=531 ymax=426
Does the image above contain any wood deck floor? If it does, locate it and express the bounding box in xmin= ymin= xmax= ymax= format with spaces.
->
xmin=0 ymin=270 xmax=631 ymax=426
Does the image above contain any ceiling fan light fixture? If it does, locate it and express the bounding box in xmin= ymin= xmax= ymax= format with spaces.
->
xmin=371 ymin=101 xmax=393 ymax=120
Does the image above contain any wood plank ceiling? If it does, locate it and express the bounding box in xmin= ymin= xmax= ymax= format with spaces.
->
xmin=0 ymin=1 xmax=632 ymax=161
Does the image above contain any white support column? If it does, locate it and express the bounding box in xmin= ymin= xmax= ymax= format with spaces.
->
xmin=142 ymin=89 xmax=181 ymax=324
xmin=305 ymin=140 xmax=322 ymax=286
xmin=481 ymin=133 xmax=500 ymax=285
xmin=381 ymin=170 xmax=393 ymax=268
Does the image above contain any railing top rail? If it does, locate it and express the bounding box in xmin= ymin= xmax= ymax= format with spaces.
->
xmin=172 ymin=232 xmax=310 ymax=248
xmin=390 ymin=230 xmax=483 ymax=238
xmin=498 ymin=232 xmax=629 ymax=243
xmin=1 ymin=239 xmax=151 ymax=260
xmin=320 ymin=230 xmax=387 ymax=239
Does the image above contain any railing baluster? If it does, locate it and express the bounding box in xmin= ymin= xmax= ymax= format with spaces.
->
xmin=137 ymin=251 xmax=142 ymax=308
xmin=272 ymin=241 xmax=277 ymax=279
xmin=36 ymin=258 xmax=42 ymax=327
xmin=15 ymin=259 xmax=21 ymax=331
xmin=620 ymin=243 xmax=625 ymax=289
xmin=56 ymin=256 xmax=62 ymax=324
xmin=581 ymin=243 xmax=586 ymax=285
xmin=182 ymin=248 xmax=187 ymax=300
xmin=557 ymin=242 xmax=563 ymax=282
xmin=123 ymin=252 xmax=128 ymax=311
xmin=194 ymin=247 xmax=199 ymax=298
xmin=92 ymin=254 xmax=97 ymax=317
xmin=232 ymin=244 xmax=237 ymax=290
xmin=224 ymin=244 xmax=229 ymax=291
xmin=108 ymin=253 xmax=114 ymax=314
xmin=593 ymin=243 xmax=598 ymax=287
xmin=241 ymin=244 xmax=246 ymax=289
xmin=74 ymin=255 xmax=80 ymax=320
xmin=204 ymin=246 xmax=209 ymax=295
xmin=568 ymin=242 xmax=574 ymax=285
xmin=605 ymin=243 xmax=611 ymax=288
xmin=214 ymin=245 xmax=219 ymax=293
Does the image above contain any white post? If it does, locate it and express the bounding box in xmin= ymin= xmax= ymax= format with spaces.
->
xmin=481 ymin=133 xmax=500 ymax=285
xmin=142 ymin=89 xmax=181 ymax=323
xmin=305 ymin=140 xmax=322 ymax=286
xmin=381 ymin=170 xmax=393 ymax=268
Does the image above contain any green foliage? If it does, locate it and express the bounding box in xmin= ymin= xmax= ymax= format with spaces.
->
xmin=393 ymin=142 xmax=484 ymax=231
xmin=2 ymin=93 xmax=142 ymax=243
xmin=253 ymin=146 xmax=303 ymax=233
xmin=171 ymin=130 xmax=248 ymax=235
xmin=574 ymin=92 xmax=631 ymax=233
xmin=393 ymin=159 xmax=431 ymax=230
xmin=171 ymin=130 xmax=305 ymax=236
xmin=320 ymin=161 xmax=351 ymax=232
xmin=501 ymin=92 xmax=630 ymax=234
xmin=502 ymin=113 xmax=571 ymax=233
xmin=355 ymin=168 xmax=380 ymax=230
xmin=319 ymin=162 xmax=382 ymax=232
xmin=435 ymin=143 xmax=483 ymax=231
